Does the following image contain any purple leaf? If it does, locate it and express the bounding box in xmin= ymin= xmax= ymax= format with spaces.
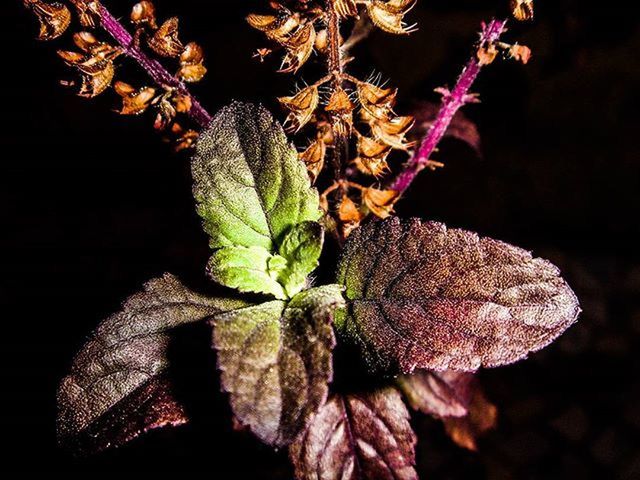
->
xmin=57 ymin=274 xmax=247 ymax=454
xmin=397 ymin=370 xmax=475 ymax=418
xmin=290 ymin=387 xmax=418 ymax=480
xmin=336 ymin=217 xmax=580 ymax=373
xmin=212 ymin=285 xmax=344 ymax=447
xmin=397 ymin=370 xmax=498 ymax=450
xmin=410 ymin=100 xmax=482 ymax=156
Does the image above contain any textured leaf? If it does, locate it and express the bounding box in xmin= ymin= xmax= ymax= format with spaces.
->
xmin=57 ymin=274 xmax=247 ymax=453
xmin=207 ymin=245 xmax=289 ymax=299
xmin=290 ymin=387 xmax=418 ymax=480
xmin=212 ymin=285 xmax=344 ymax=447
xmin=442 ymin=382 xmax=497 ymax=451
xmin=397 ymin=370 xmax=475 ymax=418
xmin=192 ymin=102 xmax=322 ymax=297
xmin=336 ymin=217 xmax=580 ymax=373
xmin=207 ymin=221 xmax=324 ymax=300
xmin=278 ymin=221 xmax=325 ymax=296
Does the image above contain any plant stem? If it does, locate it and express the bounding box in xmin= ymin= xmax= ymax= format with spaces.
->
xmin=388 ymin=18 xmax=508 ymax=194
xmin=325 ymin=1 xmax=347 ymax=183
xmin=97 ymin=3 xmax=212 ymax=128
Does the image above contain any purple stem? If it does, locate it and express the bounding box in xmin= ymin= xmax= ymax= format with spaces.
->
xmin=98 ymin=4 xmax=212 ymax=128
xmin=389 ymin=18 xmax=508 ymax=193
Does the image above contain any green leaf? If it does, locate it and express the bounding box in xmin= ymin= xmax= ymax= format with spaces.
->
xmin=212 ymin=284 xmax=345 ymax=447
xmin=57 ymin=274 xmax=249 ymax=454
xmin=192 ymin=102 xmax=323 ymax=298
xmin=207 ymin=245 xmax=288 ymax=299
xmin=278 ymin=221 xmax=324 ymax=297
xmin=206 ymin=221 xmax=324 ymax=300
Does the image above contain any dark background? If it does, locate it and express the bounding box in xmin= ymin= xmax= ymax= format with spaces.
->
xmin=2 ymin=0 xmax=639 ymax=476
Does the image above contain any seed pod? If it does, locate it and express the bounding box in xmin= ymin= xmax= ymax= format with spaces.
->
xmin=148 ymin=17 xmax=183 ymax=58
xmin=278 ymin=85 xmax=320 ymax=132
xmin=361 ymin=187 xmax=400 ymax=218
xmin=366 ymin=0 xmax=417 ymax=35
xmin=510 ymin=0 xmax=534 ymax=21
xmin=114 ymin=81 xmax=157 ymax=115
xmin=24 ymin=0 xmax=71 ymax=41
xmin=280 ymin=23 xmax=316 ymax=73
xmin=131 ymin=1 xmax=157 ymax=29
xmin=299 ymin=138 xmax=326 ymax=183
xmin=333 ymin=0 xmax=358 ymax=18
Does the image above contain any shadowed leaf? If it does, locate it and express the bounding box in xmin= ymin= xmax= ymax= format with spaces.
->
xmin=57 ymin=274 xmax=247 ymax=454
xmin=443 ymin=383 xmax=497 ymax=451
xmin=397 ymin=370 xmax=475 ymax=418
xmin=290 ymin=387 xmax=418 ymax=480
xmin=336 ymin=217 xmax=580 ymax=373
xmin=212 ymin=285 xmax=344 ymax=447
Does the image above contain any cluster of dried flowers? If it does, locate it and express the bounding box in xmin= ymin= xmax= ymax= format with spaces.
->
xmin=23 ymin=0 xmax=205 ymax=151
xmin=248 ymin=0 xmax=420 ymax=237
xmin=248 ymin=0 xmax=533 ymax=239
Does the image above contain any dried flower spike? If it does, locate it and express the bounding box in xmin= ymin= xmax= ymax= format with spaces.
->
xmin=24 ymin=0 xmax=71 ymax=41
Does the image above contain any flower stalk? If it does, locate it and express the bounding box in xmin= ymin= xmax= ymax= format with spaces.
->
xmin=97 ymin=4 xmax=212 ymax=128
xmin=389 ymin=18 xmax=508 ymax=194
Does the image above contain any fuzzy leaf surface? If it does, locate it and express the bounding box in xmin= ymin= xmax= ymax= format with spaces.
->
xmin=212 ymin=285 xmax=344 ymax=447
xmin=336 ymin=217 xmax=580 ymax=373
xmin=207 ymin=245 xmax=288 ymax=299
xmin=57 ymin=274 xmax=247 ymax=453
xmin=192 ymin=102 xmax=322 ymax=297
xmin=290 ymin=387 xmax=418 ymax=480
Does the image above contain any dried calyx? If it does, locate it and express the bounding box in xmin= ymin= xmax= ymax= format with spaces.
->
xmin=248 ymin=0 xmax=419 ymax=238
xmin=248 ymin=1 xmax=535 ymax=239
xmin=24 ymin=0 xmax=207 ymax=151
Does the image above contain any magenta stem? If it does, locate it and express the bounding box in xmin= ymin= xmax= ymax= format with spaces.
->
xmin=98 ymin=4 xmax=212 ymax=128
xmin=389 ymin=18 xmax=508 ymax=193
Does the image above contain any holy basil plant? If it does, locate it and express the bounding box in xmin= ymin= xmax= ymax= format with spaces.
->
xmin=57 ymin=103 xmax=580 ymax=477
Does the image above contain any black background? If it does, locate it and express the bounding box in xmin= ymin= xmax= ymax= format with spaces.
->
xmin=2 ymin=0 xmax=639 ymax=476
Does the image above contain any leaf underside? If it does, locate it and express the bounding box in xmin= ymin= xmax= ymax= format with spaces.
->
xmin=336 ymin=217 xmax=580 ymax=373
xmin=398 ymin=369 xmax=475 ymax=418
xmin=57 ymin=274 xmax=247 ymax=453
xmin=290 ymin=387 xmax=418 ymax=480
xmin=212 ymin=285 xmax=345 ymax=447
